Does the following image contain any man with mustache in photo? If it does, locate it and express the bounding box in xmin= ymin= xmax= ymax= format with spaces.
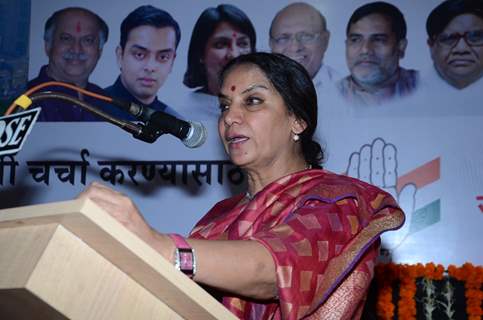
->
xmin=338 ymin=2 xmax=419 ymax=106
xmin=28 ymin=7 xmax=110 ymax=121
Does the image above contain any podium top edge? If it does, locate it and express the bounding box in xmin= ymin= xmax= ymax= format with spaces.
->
xmin=0 ymin=199 xmax=86 ymax=224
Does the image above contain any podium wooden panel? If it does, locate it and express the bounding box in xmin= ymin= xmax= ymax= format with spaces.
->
xmin=0 ymin=199 xmax=237 ymax=320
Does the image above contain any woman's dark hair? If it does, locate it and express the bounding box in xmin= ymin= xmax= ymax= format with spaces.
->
xmin=183 ymin=4 xmax=256 ymax=89
xmin=220 ymin=52 xmax=324 ymax=168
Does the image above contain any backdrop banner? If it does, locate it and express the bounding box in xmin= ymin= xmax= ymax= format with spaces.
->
xmin=1 ymin=0 xmax=482 ymax=266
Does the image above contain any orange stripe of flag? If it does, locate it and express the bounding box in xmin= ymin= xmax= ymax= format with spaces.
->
xmin=397 ymin=157 xmax=440 ymax=193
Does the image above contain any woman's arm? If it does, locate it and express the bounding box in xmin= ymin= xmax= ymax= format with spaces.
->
xmin=78 ymin=182 xmax=277 ymax=300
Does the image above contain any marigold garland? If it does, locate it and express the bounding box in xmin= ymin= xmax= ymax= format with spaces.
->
xmin=397 ymin=264 xmax=418 ymax=319
xmin=375 ymin=263 xmax=397 ymax=319
xmin=375 ymin=262 xmax=483 ymax=319
xmin=448 ymin=263 xmax=483 ymax=320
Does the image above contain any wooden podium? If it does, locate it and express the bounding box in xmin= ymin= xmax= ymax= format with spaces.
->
xmin=0 ymin=199 xmax=237 ymax=320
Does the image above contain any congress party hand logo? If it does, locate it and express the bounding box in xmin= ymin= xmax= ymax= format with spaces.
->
xmin=346 ymin=137 xmax=417 ymax=253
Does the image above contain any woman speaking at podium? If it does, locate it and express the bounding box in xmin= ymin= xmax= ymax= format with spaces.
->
xmin=79 ymin=52 xmax=404 ymax=320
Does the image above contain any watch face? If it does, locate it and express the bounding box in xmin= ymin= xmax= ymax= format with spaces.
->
xmin=177 ymin=248 xmax=195 ymax=278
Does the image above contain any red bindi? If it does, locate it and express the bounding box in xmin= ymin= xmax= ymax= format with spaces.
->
xmin=231 ymin=85 xmax=236 ymax=91
xmin=76 ymin=21 xmax=81 ymax=33
xmin=232 ymin=32 xmax=238 ymax=38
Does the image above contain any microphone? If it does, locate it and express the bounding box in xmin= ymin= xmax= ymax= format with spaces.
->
xmin=114 ymin=99 xmax=207 ymax=148
xmin=146 ymin=111 xmax=207 ymax=148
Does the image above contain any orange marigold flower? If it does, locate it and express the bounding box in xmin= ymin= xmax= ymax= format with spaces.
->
xmin=434 ymin=264 xmax=445 ymax=280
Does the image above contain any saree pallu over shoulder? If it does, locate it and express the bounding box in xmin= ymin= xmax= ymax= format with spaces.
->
xmin=190 ymin=169 xmax=405 ymax=320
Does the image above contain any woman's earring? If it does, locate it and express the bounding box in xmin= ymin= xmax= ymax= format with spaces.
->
xmin=293 ymin=133 xmax=300 ymax=141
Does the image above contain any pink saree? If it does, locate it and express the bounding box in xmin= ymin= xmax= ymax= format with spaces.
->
xmin=190 ymin=169 xmax=404 ymax=320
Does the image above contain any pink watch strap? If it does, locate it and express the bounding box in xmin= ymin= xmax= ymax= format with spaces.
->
xmin=169 ymin=233 xmax=191 ymax=249
xmin=168 ymin=233 xmax=196 ymax=278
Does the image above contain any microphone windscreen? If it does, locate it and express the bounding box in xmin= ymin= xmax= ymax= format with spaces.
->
xmin=183 ymin=121 xmax=207 ymax=148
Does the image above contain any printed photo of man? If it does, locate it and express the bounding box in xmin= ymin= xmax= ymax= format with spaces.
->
xmin=28 ymin=7 xmax=110 ymax=121
xmin=105 ymin=5 xmax=182 ymax=120
xmin=427 ymin=0 xmax=483 ymax=90
xmin=269 ymin=2 xmax=338 ymax=90
xmin=338 ymin=2 xmax=419 ymax=106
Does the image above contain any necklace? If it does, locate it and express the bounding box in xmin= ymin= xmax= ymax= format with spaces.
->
xmin=245 ymin=164 xmax=312 ymax=200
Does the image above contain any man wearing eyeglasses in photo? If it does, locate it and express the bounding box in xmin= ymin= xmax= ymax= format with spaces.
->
xmin=338 ymin=2 xmax=418 ymax=106
xmin=427 ymin=0 xmax=483 ymax=90
xmin=269 ymin=3 xmax=339 ymax=90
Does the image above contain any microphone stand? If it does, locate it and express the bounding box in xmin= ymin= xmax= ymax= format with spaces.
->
xmin=28 ymin=91 xmax=164 ymax=143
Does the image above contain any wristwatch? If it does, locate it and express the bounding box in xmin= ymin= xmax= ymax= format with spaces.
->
xmin=168 ymin=233 xmax=196 ymax=279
